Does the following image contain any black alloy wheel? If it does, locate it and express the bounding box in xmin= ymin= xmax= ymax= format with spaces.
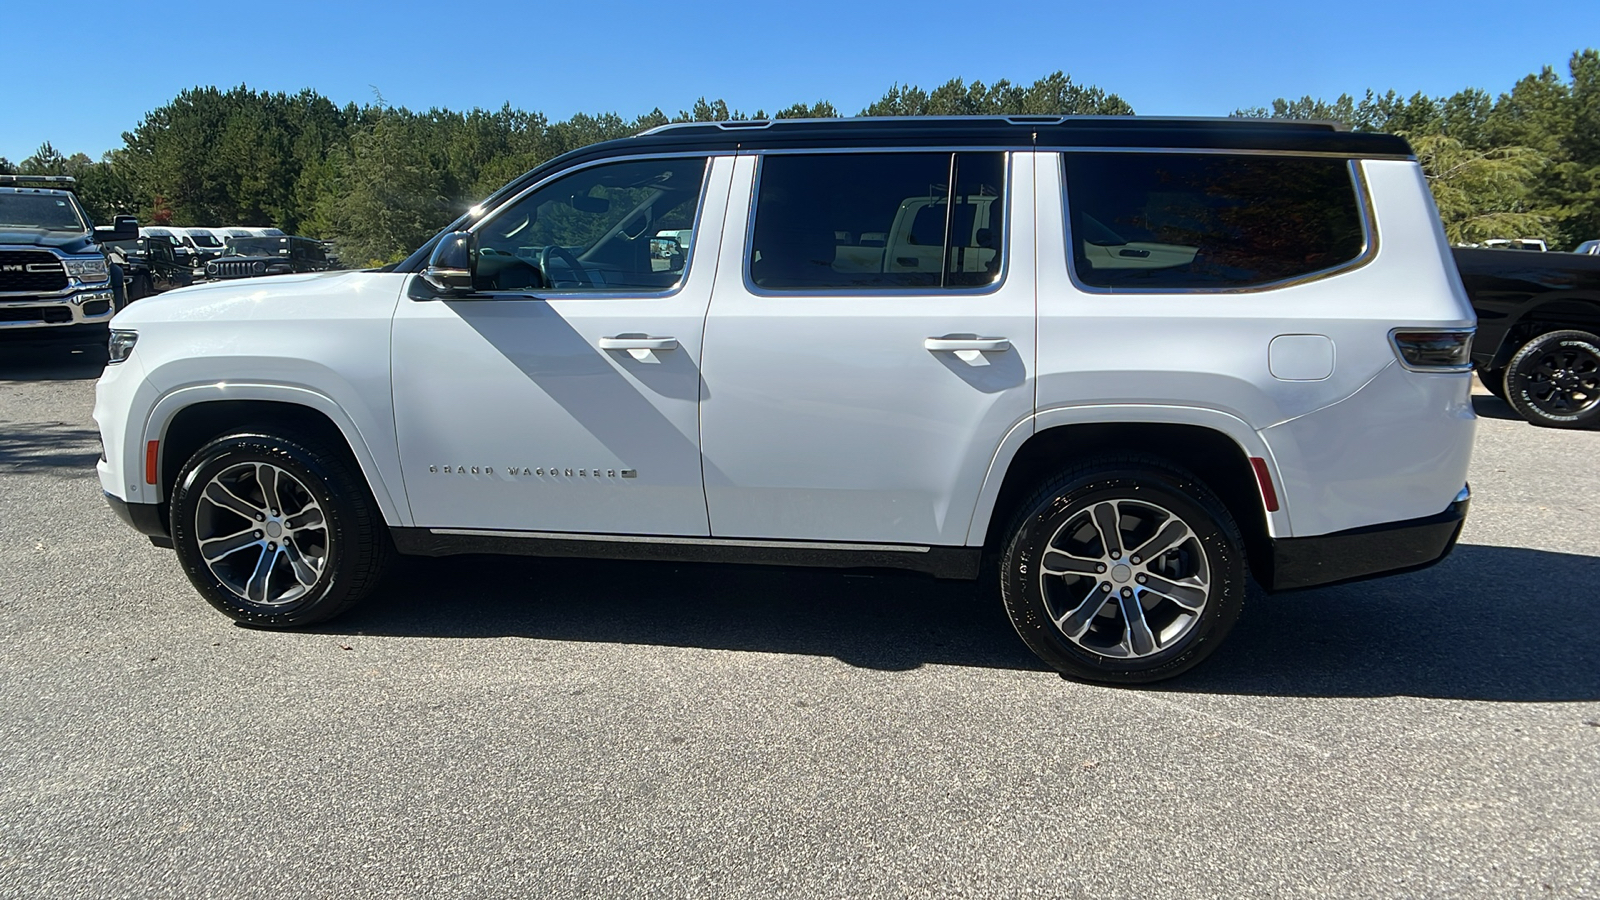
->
xmin=1505 ymin=330 xmax=1600 ymax=428
xmin=998 ymin=457 xmax=1247 ymax=684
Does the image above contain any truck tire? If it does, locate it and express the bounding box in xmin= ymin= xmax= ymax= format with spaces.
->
xmin=170 ymin=429 xmax=393 ymax=627
xmin=1477 ymin=365 xmax=1508 ymax=401
xmin=109 ymin=264 xmax=127 ymax=311
xmin=1504 ymin=330 xmax=1600 ymax=428
xmin=998 ymin=457 xmax=1247 ymax=684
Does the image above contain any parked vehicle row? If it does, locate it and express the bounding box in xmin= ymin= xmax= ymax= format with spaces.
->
xmin=95 ymin=116 xmax=1476 ymax=684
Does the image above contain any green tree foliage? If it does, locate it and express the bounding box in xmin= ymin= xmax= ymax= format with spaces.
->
xmin=862 ymin=72 xmax=1132 ymax=117
xmin=1413 ymin=134 xmax=1549 ymax=243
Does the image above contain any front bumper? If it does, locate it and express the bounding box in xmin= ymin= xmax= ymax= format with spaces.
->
xmin=1263 ymin=487 xmax=1470 ymax=591
xmin=0 ymin=285 xmax=117 ymax=331
xmin=104 ymin=492 xmax=172 ymax=548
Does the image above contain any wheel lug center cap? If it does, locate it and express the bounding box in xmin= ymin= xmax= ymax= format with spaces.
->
xmin=1110 ymin=563 xmax=1133 ymax=584
xmin=265 ymin=521 xmax=283 ymax=539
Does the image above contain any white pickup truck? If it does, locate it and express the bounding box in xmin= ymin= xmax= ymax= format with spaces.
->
xmin=95 ymin=116 xmax=1476 ymax=683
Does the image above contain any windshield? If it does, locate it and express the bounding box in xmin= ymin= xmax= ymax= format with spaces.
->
xmin=224 ymin=237 xmax=286 ymax=257
xmin=188 ymin=231 xmax=223 ymax=247
xmin=0 ymin=193 xmax=88 ymax=231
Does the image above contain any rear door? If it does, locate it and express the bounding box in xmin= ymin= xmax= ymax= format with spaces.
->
xmin=698 ymin=150 xmax=1037 ymax=546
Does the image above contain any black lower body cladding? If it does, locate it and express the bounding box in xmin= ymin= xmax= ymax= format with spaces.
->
xmin=1263 ymin=495 xmax=1469 ymax=591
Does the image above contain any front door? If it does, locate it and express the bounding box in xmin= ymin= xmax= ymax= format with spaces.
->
xmin=392 ymin=154 xmax=731 ymax=535
xmin=699 ymin=150 xmax=1037 ymax=547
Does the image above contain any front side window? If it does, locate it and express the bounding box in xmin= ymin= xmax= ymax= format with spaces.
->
xmin=1064 ymin=152 xmax=1367 ymax=291
xmin=474 ymin=156 xmax=708 ymax=293
xmin=750 ymin=152 xmax=1006 ymax=292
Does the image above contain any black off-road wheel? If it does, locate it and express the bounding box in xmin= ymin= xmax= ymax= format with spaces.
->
xmin=999 ymin=458 xmax=1247 ymax=684
xmin=170 ymin=430 xmax=392 ymax=627
xmin=1504 ymin=330 xmax=1600 ymax=429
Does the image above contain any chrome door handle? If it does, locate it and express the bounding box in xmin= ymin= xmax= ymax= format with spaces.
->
xmin=924 ymin=337 xmax=1011 ymax=352
xmin=599 ymin=336 xmax=679 ymax=351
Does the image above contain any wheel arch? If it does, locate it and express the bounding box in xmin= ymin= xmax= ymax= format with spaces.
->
xmin=969 ymin=411 xmax=1281 ymax=580
xmin=1490 ymin=293 xmax=1600 ymax=368
xmin=143 ymin=386 xmax=406 ymax=529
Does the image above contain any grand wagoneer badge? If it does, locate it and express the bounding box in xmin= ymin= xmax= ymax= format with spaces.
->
xmin=428 ymin=465 xmax=636 ymax=478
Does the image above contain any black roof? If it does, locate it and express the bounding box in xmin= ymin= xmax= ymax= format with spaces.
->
xmin=623 ymin=115 xmax=1412 ymax=157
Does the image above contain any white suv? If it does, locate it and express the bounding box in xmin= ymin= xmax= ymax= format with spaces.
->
xmin=94 ymin=117 xmax=1476 ymax=683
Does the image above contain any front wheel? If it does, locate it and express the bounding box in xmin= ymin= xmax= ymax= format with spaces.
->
xmin=1504 ymin=330 xmax=1600 ymax=428
xmin=999 ymin=459 xmax=1247 ymax=684
xmin=171 ymin=430 xmax=392 ymax=627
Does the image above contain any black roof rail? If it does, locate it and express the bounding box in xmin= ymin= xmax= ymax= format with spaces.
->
xmin=0 ymin=174 xmax=78 ymax=186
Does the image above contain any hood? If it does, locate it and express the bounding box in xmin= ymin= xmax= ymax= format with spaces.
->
xmin=0 ymin=227 xmax=96 ymax=254
xmin=111 ymin=269 xmax=386 ymax=327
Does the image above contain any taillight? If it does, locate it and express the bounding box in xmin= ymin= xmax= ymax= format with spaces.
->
xmin=1390 ymin=329 xmax=1474 ymax=371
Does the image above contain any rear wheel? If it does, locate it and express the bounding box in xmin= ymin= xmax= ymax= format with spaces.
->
xmin=171 ymin=429 xmax=391 ymax=627
xmin=1504 ymin=330 xmax=1600 ymax=428
xmin=999 ymin=458 xmax=1247 ymax=684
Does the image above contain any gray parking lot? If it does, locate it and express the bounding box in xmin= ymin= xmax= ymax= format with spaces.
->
xmin=1 ymin=342 xmax=1596 ymax=899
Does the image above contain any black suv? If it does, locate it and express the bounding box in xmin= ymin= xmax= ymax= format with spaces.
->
xmin=103 ymin=234 xmax=202 ymax=300
xmin=205 ymin=235 xmax=336 ymax=281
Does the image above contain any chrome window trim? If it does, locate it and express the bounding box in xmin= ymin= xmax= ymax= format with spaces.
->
xmin=1058 ymin=153 xmax=1381 ymax=296
xmin=462 ymin=152 xmax=724 ymax=302
xmin=740 ymin=149 xmax=1014 ymax=299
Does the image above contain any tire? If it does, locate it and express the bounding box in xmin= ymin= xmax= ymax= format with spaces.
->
xmin=998 ymin=457 xmax=1247 ymax=684
xmin=1504 ymin=330 xmax=1600 ymax=429
xmin=170 ymin=429 xmax=392 ymax=627
xmin=108 ymin=264 xmax=127 ymax=311
xmin=1477 ymin=365 xmax=1508 ymax=401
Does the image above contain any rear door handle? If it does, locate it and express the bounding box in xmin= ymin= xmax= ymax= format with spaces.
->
xmin=924 ymin=337 xmax=1011 ymax=352
xmin=599 ymin=336 xmax=679 ymax=351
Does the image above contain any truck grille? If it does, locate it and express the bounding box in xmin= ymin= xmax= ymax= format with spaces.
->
xmin=0 ymin=251 xmax=68 ymax=293
xmin=211 ymin=260 xmax=265 ymax=278
xmin=0 ymin=305 xmax=72 ymax=324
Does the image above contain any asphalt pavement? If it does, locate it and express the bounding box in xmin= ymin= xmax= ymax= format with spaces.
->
xmin=1 ymin=341 xmax=1596 ymax=899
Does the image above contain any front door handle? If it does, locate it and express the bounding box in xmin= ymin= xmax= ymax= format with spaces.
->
xmin=924 ymin=337 xmax=1011 ymax=352
xmin=599 ymin=335 xmax=679 ymax=351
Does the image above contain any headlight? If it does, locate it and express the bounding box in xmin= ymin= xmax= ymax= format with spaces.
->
xmin=65 ymin=257 xmax=109 ymax=281
xmin=107 ymin=329 xmax=138 ymax=364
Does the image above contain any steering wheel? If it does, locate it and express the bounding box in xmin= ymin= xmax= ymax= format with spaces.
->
xmin=537 ymin=245 xmax=593 ymax=288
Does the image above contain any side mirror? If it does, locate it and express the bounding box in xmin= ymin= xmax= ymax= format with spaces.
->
xmin=423 ymin=231 xmax=475 ymax=295
xmin=95 ymin=215 xmax=139 ymax=242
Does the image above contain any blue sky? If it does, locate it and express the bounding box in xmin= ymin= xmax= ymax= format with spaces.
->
xmin=2 ymin=0 xmax=1593 ymax=162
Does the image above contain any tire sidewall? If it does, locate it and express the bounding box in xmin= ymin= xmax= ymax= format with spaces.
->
xmin=171 ymin=434 xmax=353 ymax=626
xmin=1001 ymin=466 xmax=1246 ymax=683
xmin=1506 ymin=330 xmax=1600 ymax=428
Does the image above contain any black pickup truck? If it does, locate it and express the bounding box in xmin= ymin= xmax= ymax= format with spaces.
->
xmin=1455 ymin=246 xmax=1600 ymax=428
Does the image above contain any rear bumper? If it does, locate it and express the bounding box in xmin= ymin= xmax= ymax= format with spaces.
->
xmin=1263 ymin=488 xmax=1469 ymax=591
xmin=104 ymin=492 xmax=172 ymax=548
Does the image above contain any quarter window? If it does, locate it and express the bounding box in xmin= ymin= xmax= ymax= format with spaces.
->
xmin=1064 ymin=153 xmax=1367 ymax=290
xmin=475 ymin=157 xmax=708 ymax=293
xmin=750 ymin=152 xmax=1006 ymax=291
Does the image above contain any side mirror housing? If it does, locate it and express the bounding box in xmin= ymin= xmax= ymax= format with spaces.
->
xmin=423 ymin=231 xmax=475 ymax=295
xmin=95 ymin=215 xmax=139 ymax=243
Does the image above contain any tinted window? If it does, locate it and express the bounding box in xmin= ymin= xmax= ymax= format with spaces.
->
xmin=751 ymin=152 xmax=1005 ymax=291
xmin=1064 ymin=153 xmax=1366 ymax=290
xmin=475 ymin=157 xmax=707 ymax=293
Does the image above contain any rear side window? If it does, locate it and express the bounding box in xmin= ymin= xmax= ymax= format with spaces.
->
xmin=1064 ymin=153 xmax=1367 ymax=291
xmin=751 ymin=152 xmax=1005 ymax=291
